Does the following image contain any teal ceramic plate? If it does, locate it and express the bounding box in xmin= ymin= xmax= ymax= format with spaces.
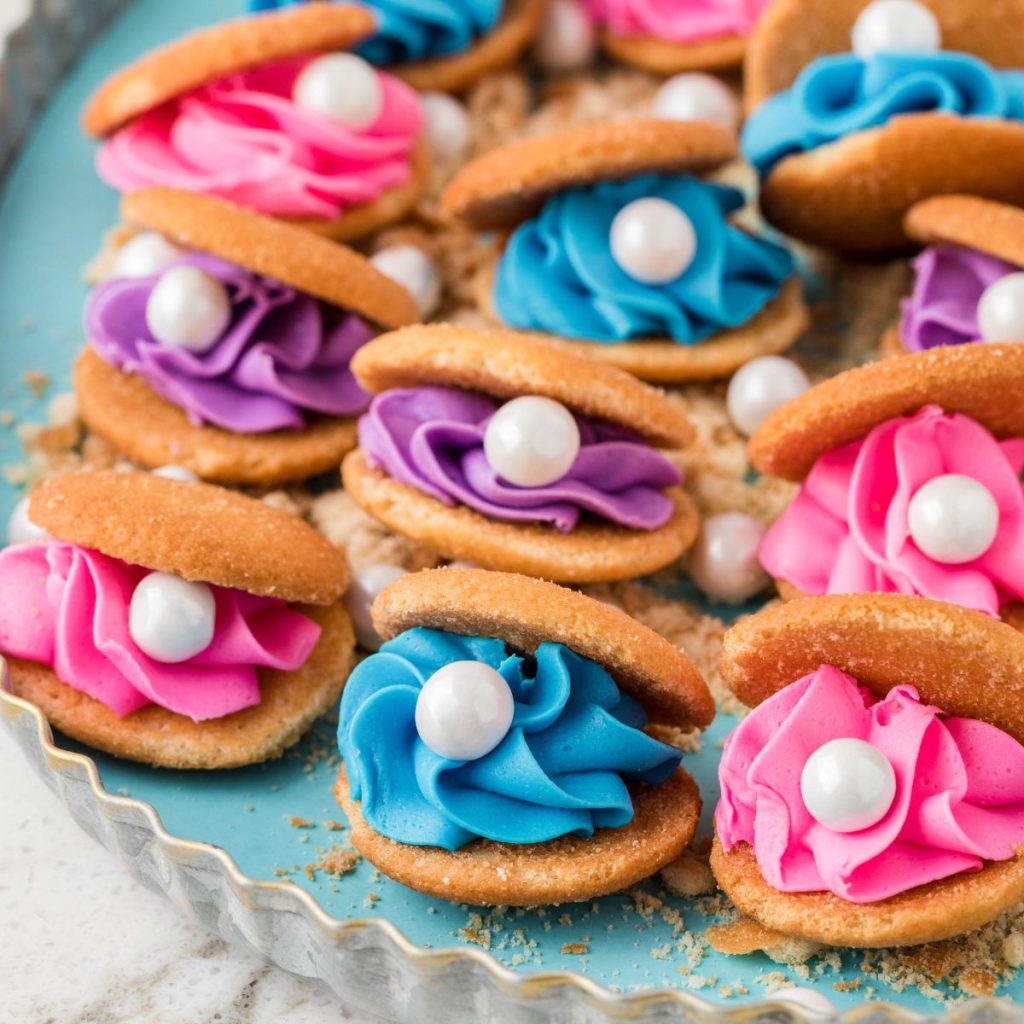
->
xmin=0 ymin=2 xmax=1019 ymax=1020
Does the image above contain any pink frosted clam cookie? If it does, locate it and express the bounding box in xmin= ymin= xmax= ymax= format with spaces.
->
xmin=713 ymin=593 xmax=1024 ymax=948
xmin=0 ymin=470 xmax=354 ymax=769
xmin=82 ymin=6 xmax=427 ymax=241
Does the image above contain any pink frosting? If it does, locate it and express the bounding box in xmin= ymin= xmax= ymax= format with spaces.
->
xmin=717 ymin=665 xmax=1024 ymax=903
xmin=0 ymin=541 xmax=321 ymax=721
xmin=760 ymin=406 xmax=1024 ymax=617
xmin=582 ymin=0 xmax=769 ymax=43
xmin=96 ymin=56 xmax=422 ymax=219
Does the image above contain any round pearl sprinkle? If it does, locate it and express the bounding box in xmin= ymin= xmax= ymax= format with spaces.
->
xmin=532 ymin=0 xmax=597 ymax=73
xmin=800 ymin=738 xmax=897 ymax=833
xmin=152 ymin=464 xmax=199 ymax=483
xmin=145 ymin=265 xmax=231 ymax=353
xmin=7 ymin=495 xmax=50 ymax=546
xmin=112 ymin=231 xmax=184 ymax=279
xmin=977 ymin=272 xmax=1024 ymax=342
xmin=726 ymin=356 xmax=810 ymax=437
xmin=908 ymin=473 xmax=1000 ymax=564
xmin=421 ymin=92 xmax=472 ymax=163
xmin=689 ymin=513 xmax=769 ymax=605
xmin=851 ymin=0 xmax=941 ymax=59
xmin=129 ymin=571 xmax=216 ymax=664
xmin=772 ymin=988 xmax=836 ymax=1016
xmin=415 ymin=660 xmax=516 ymax=761
xmin=483 ymin=396 xmax=581 ymax=488
xmin=371 ymin=245 xmax=442 ymax=318
xmin=344 ymin=564 xmax=407 ymax=652
xmin=610 ymin=198 xmax=697 ymax=285
xmin=293 ymin=53 xmax=383 ymax=130
xmin=653 ymin=73 xmax=740 ymax=134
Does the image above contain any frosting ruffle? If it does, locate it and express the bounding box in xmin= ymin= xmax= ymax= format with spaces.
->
xmin=900 ymin=245 xmax=1018 ymax=351
xmin=96 ymin=56 xmax=422 ymax=220
xmin=759 ymin=406 xmax=1024 ymax=617
xmin=358 ymin=386 xmax=682 ymax=531
xmin=582 ymin=0 xmax=769 ymax=44
xmin=742 ymin=51 xmax=1024 ymax=177
xmin=716 ymin=665 xmax=1024 ymax=903
xmin=492 ymin=174 xmax=794 ymax=345
xmin=0 ymin=541 xmax=320 ymax=721
xmin=249 ymin=0 xmax=504 ymax=65
xmin=86 ymin=251 xmax=373 ymax=433
xmin=337 ymin=627 xmax=682 ymax=850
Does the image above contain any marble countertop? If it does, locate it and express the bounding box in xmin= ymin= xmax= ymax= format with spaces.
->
xmin=0 ymin=727 xmax=377 ymax=1023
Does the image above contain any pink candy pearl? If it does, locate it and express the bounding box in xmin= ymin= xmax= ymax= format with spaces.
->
xmin=689 ymin=513 xmax=769 ymax=604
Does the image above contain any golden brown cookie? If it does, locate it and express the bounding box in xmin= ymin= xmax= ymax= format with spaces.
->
xmin=748 ymin=342 xmax=1024 ymax=481
xmin=601 ymin=30 xmax=746 ymax=75
xmin=476 ymin=265 xmax=808 ymax=383
xmin=351 ymin=323 xmax=695 ymax=446
xmin=29 ymin=469 xmax=348 ymax=605
xmin=343 ymin=450 xmax=700 ymax=584
xmin=710 ymin=837 xmax=1024 ymax=948
xmin=83 ymin=6 xmax=376 ymax=137
xmin=393 ymin=0 xmax=547 ymax=93
xmin=372 ymin=567 xmax=715 ymax=730
xmin=442 ymin=119 xmax=738 ymax=230
xmin=75 ymin=349 xmax=359 ymax=488
xmin=336 ymin=763 xmax=701 ymax=906
xmin=122 ymin=188 xmax=420 ymax=329
xmin=904 ymin=194 xmax=1024 ymax=268
xmin=6 ymin=601 xmax=354 ymax=770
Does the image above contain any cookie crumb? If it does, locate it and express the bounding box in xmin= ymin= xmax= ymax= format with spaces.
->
xmin=561 ymin=943 xmax=589 ymax=955
xmin=287 ymin=816 xmax=315 ymax=829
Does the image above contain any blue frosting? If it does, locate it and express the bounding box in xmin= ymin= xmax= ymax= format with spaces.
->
xmin=492 ymin=174 xmax=795 ymax=345
xmin=337 ymin=628 xmax=682 ymax=851
xmin=742 ymin=50 xmax=1024 ymax=177
xmin=247 ymin=0 xmax=503 ymax=64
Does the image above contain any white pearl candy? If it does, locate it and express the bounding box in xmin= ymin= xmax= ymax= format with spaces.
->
xmin=344 ymin=564 xmax=407 ymax=651
xmin=772 ymin=988 xmax=836 ymax=1016
xmin=483 ymin=396 xmax=581 ymax=488
xmin=7 ymin=495 xmax=50 ymax=546
xmin=653 ymin=73 xmax=740 ymax=134
xmin=800 ymin=738 xmax=897 ymax=833
xmin=850 ymin=0 xmax=941 ymax=59
xmin=689 ymin=513 xmax=769 ymax=604
xmin=370 ymin=245 xmax=442 ymax=318
xmin=908 ymin=473 xmax=1000 ymax=564
xmin=129 ymin=571 xmax=216 ymax=664
xmin=977 ymin=272 xmax=1024 ymax=342
xmin=152 ymin=464 xmax=198 ymax=483
xmin=532 ymin=0 xmax=597 ymax=73
xmin=726 ymin=356 xmax=810 ymax=437
xmin=112 ymin=231 xmax=184 ymax=279
xmin=421 ymin=92 xmax=472 ymax=163
xmin=415 ymin=660 xmax=515 ymax=761
xmin=610 ymin=198 xmax=697 ymax=285
xmin=293 ymin=53 xmax=383 ymax=130
xmin=146 ymin=265 xmax=231 ymax=353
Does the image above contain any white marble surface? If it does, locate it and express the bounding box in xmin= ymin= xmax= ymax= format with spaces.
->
xmin=0 ymin=727 xmax=379 ymax=1023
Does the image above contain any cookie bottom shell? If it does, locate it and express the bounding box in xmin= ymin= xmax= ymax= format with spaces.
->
xmin=601 ymin=29 xmax=746 ymax=75
xmin=336 ymin=763 xmax=701 ymax=906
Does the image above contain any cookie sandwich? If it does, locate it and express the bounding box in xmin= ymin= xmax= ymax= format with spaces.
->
xmin=887 ymin=195 xmax=1024 ymax=355
xmin=742 ymin=0 xmax=1024 ymax=253
xmin=248 ymin=0 xmax=546 ymax=93
xmin=335 ymin=568 xmax=714 ymax=905
xmin=443 ymin=120 xmax=806 ymax=383
xmin=713 ymin=594 xmax=1024 ymax=947
xmin=78 ymin=187 xmax=420 ymax=486
xmin=342 ymin=323 xmax=700 ymax=582
xmin=83 ymin=5 xmax=427 ymax=241
xmin=0 ymin=471 xmax=354 ymax=769
xmin=750 ymin=343 xmax=1024 ymax=628
xmin=583 ymin=0 xmax=771 ymax=75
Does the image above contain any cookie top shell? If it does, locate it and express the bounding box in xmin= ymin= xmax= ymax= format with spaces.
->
xmin=441 ymin=119 xmax=738 ymax=230
xmin=83 ymin=5 xmax=376 ymax=137
xmin=371 ymin=567 xmax=715 ymax=731
xmin=28 ymin=470 xmax=348 ymax=605
xmin=904 ymin=194 xmax=1024 ymax=269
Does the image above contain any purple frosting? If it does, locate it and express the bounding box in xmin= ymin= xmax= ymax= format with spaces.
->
xmin=86 ymin=252 xmax=373 ymax=433
xmin=358 ymin=386 xmax=682 ymax=532
xmin=900 ymin=244 xmax=1018 ymax=352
